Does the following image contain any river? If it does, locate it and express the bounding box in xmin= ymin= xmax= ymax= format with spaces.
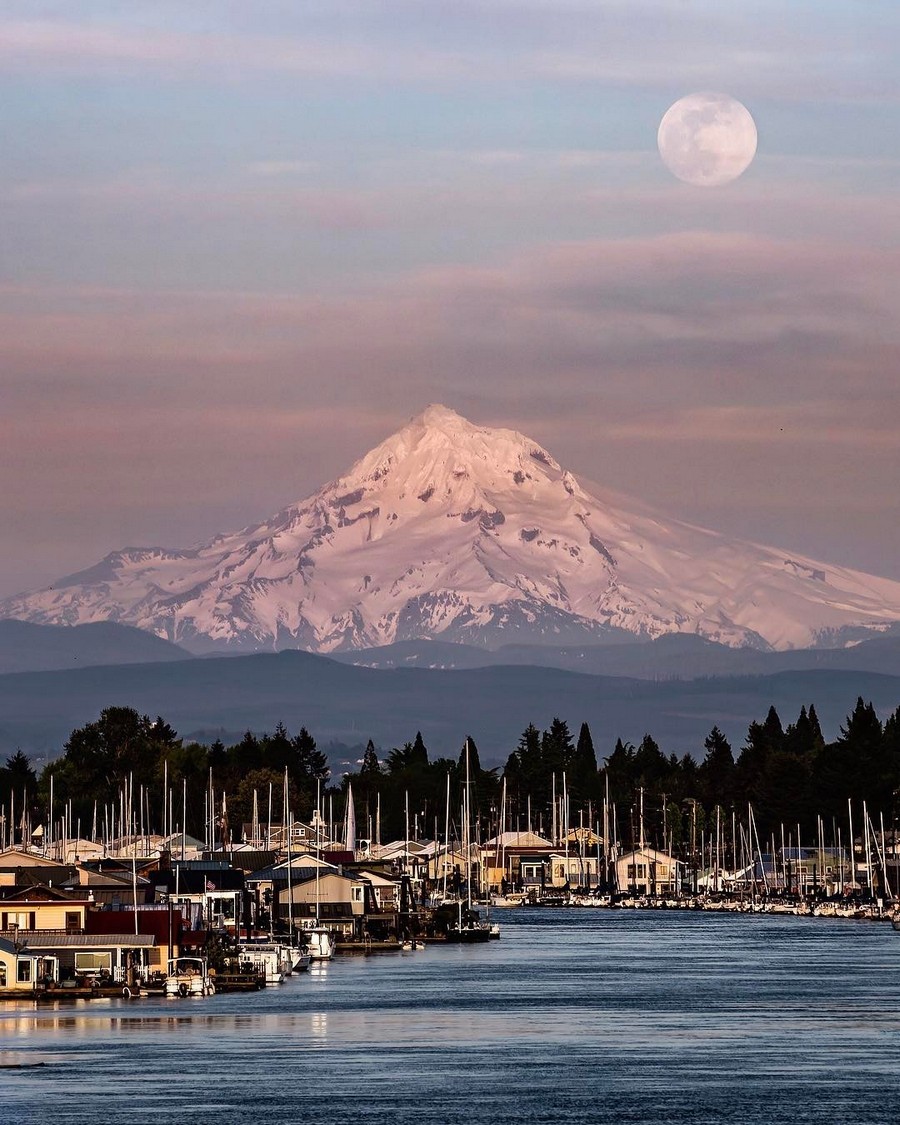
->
xmin=2 ymin=909 xmax=899 ymax=1123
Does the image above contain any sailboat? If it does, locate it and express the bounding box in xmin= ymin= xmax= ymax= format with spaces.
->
xmin=303 ymin=783 xmax=335 ymax=960
xmin=445 ymin=738 xmax=493 ymax=943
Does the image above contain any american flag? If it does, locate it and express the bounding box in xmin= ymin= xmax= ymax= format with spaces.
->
xmin=206 ymin=880 xmax=216 ymax=891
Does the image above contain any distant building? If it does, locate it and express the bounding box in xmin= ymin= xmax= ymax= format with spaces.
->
xmin=615 ymin=847 xmax=678 ymax=895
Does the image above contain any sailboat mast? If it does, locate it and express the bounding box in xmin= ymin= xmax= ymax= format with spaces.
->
xmin=315 ymin=779 xmax=322 ymax=925
xmin=465 ymin=739 xmax=472 ymax=909
xmin=284 ymin=768 xmax=293 ymax=941
xmin=848 ymin=799 xmax=855 ymax=895
xmin=499 ymin=777 xmax=507 ymax=894
xmin=442 ymin=773 xmax=451 ymax=901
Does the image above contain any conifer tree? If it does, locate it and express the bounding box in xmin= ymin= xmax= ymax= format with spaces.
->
xmin=698 ymin=726 xmax=735 ymax=809
xmin=361 ymin=739 xmax=381 ymax=775
xmin=568 ymin=721 xmax=598 ymax=805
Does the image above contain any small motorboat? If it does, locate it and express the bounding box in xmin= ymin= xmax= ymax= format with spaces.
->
xmin=164 ymin=957 xmax=215 ymax=997
xmin=302 ymin=926 xmax=336 ymax=961
xmin=445 ymin=921 xmax=492 ymax=943
xmin=291 ymin=944 xmax=312 ymax=971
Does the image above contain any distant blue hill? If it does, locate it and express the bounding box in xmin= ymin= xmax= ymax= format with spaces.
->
xmin=329 ymin=632 xmax=900 ymax=679
xmin=0 ymin=619 xmax=191 ymax=675
xmin=0 ymin=648 xmax=897 ymax=768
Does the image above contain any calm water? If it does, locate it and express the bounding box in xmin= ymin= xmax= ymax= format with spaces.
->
xmin=2 ymin=910 xmax=899 ymax=1124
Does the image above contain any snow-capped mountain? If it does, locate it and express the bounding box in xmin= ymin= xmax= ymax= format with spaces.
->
xmin=6 ymin=404 xmax=900 ymax=653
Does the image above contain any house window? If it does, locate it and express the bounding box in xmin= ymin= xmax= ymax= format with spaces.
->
xmin=76 ymin=953 xmax=112 ymax=972
xmin=65 ymin=912 xmax=81 ymax=933
xmin=18 ymin=961 xmax=31 ymax=983
xmin=352 ymin=887 xmax=363 ymax=902
xmin=3 ymin=911 xmax=33 ymax=931
xmin=0 ymin=965 xmax=6 ymax=986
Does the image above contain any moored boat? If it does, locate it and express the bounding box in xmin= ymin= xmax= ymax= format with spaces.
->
xmin=445 ymin=921 xmax=492 ymax=943
xmin=164 ymin=957 xmax=215 ymax=997
xmin=302 ymin=926 xmax=336 ymax=960
xmin=237 ymin=942 xmax=289 ymax=984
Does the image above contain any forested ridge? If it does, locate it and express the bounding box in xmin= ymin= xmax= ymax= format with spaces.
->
xmin=2 ymin=697 xmax=899 ymax=851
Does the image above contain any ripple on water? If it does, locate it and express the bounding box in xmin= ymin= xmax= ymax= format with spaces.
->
xmin=2 ymin=910 xmax=900 ymax=1124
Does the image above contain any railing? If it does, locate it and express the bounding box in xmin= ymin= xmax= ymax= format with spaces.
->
xmin=0 ymin=927 xmax=85 ymax=936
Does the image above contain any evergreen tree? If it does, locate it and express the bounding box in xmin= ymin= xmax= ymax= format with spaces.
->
xmin=458 ymin=735 xmax=480 ymax=775
xmin=603 ymin=738 xmax=635 ymax=805
xmin=542 ymin=717 xmax=575 ymax=780
xmin=411 ymin=731 xmax=429 ymax=770
xmin=208 ymin=738 xmax=227 ymax=777
xmin=698 ymin=726 xmax=735 ymax=809
xmin=784 ymin=705 xmax=825 ymax=758
xmin=231 ymin=730 xmax=263 ymax=777
xmin=149 ymin=717 xmax=180 ymax=748
xmin=361 ymin=739 xmax=381 ymax=775
xmin=261 ymin=721 xmax=294 ymax=773
xmin=504 ymin=723 xmax=543 ymax=797
xmin=569 ymin=722 xmax=599 ymax=805
xmin=632 ymin=734 xmax=668 ymax=791
xmin=3 ymin=750 xmax=37 ymax=794
xmin=735 ymin=705 xmax=784 ymax=808
xmin=292 ymin=727 xmax=330 ymax=783
xmin=810 ymin=698 xmax=887 ymax=821
xmin=807 ymin=704 xmax=824 ymax=746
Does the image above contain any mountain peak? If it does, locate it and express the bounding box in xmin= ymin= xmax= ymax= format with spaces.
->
xmin=415 ymin=403 xmax=466 ymax=429
xmin=340 ymin=406 xmax=562 ymax=507
xmin=5 ymin=407 xmax=900 ymax=653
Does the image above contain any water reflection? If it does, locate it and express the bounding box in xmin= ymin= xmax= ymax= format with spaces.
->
xmin=3 ymin=912 xmax=900 ymax=1124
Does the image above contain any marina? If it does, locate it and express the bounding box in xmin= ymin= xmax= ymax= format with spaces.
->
xmin=2 ymin=909 xmax=900 ymax=1124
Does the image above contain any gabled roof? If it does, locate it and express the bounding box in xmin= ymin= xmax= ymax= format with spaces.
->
xmin=616 ymin=847 xmax=677 ymax=864
xmin=7 ymin=865 xmax=77 ymax=888
xmin=0 ymin=883 xmax=89 ymax=902
xmin=373 ymin=840 xmax=431 ymax=859
xmin=0 ymin=848 xmax=63 ymax=869
xmin=357 ymin=871 xmax=400 ymax=888
xmin=60 ymin=869 xmax=151 ymax=889
xmin=247 ymin=856 xmax=337 ymax=883
xmin=292 ymin=871 xmax=361 ymax=891
xmin=221 ymin=850 xmax=277 ymax=874
xmin=484 ymin=831 xmax=554 ymax=849
xmin=160 ymin=831 xmax=205 ymax=849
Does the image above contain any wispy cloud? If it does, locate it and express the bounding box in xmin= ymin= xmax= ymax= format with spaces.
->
xmin=3 ymin=230 xmax=897 ymax=403
xmin=1 ymin=9 xmax=896 ymax=102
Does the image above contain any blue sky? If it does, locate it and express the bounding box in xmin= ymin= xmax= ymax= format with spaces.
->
xmin=1 ymin=1 xmax=899 ymax=596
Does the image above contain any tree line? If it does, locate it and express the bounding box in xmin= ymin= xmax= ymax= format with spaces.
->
xmin=2 ymin=696 xmax=899 ymax=852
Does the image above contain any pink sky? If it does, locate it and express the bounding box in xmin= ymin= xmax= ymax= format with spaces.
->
xmin=2 ymin=2 xmax=899 ymax=596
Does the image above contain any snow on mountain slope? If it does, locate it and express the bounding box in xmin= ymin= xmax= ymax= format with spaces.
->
xmin=5 ymin=404 xmax=900 ymax=652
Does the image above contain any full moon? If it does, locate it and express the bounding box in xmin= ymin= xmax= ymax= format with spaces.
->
xmin=657 ymin=92 xmax=757 ymax=187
